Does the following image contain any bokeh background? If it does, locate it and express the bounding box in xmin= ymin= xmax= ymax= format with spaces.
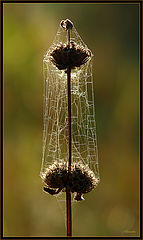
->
xmin=4 ymin=3 xmax=139 ymax=237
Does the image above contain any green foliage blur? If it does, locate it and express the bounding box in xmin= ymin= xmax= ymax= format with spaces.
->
xmin=4 ymin=3 xmax=139 ymax=237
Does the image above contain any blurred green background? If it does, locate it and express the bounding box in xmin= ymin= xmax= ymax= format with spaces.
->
xmin=4 ymin=3 xmax=139 ymax=237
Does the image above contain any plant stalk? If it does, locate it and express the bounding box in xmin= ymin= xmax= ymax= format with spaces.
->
xmin=66 ymin=27 xmax=72 ymax=237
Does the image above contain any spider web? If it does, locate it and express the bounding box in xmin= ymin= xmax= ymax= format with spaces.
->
xmin=40 ymin=22 xmax=100 ymax=190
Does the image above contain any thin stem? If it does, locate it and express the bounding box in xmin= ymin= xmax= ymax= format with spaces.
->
xmin=66 ymin=189 xmax=72 ymax=236
xmin=67 ymin=66 xmax=72 ymax=170
xmin=66 ymin=27 xmax=72 ymax=237
xmin=68 ymin=28 xmax=70 ymax=46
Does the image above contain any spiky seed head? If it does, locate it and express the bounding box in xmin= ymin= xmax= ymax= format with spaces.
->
xmin=49 ymin=42 xmax=91 ymax=71
xmin=42 ymin=161 xmax=99 ymax=197
xmin=43 ymin=161 xmax=68 ymax=189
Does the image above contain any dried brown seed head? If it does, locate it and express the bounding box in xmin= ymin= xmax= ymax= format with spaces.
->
xmin=43 ymin=161 xmax=68 ymax=189
xmin=60 ymin=19 xmax=73 ymax=31
xmin=42 ymin=161 xmax=99 ymax=200
xmin=50 ymin=42 xmax=91 ymax=70
xmin=70 ymin=162 xmax=98 ymax=194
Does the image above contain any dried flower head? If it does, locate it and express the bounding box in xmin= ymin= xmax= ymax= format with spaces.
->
xmin=42 ymin=161 xmax=99 ymax=201
xmin=49 ymin=42 xmax=91 ymax=71
xmin=60 ymin=19 xmax=73 ymax=31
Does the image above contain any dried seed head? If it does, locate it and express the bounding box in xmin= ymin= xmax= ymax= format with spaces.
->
xmin=42 ymin=161 xmax=99 ymax=200
xmin=43 ymin=161 xmax=68 ymax=189
xmin=69 ymin=162 xmax=99 ymax=194
xmin=60 ymin=19 xmax=73 ymax=31
xmin=50 ymin=42 xmax=91 ymax=70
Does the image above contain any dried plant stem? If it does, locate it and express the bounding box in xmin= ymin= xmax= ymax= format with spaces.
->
xmin=66 ymin=27 xmax=72 ymax=237
xmin=67 ymin=66 xmax=72 ymax=170
xmin=66 ymin=189 xmax=72 ymax=236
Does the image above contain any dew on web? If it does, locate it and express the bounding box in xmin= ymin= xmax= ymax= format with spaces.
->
xmin=40 ymin=20 xmax=100 ymax=202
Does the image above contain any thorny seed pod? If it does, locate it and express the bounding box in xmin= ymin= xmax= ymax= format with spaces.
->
xmin=42 ymin=161 xmax=100 ymax=201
